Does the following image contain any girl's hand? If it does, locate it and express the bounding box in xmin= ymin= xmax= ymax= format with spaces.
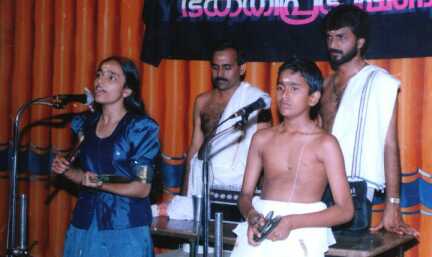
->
xmin=51 ymin=156 xmax=71 ymax=175
xmin=81 ymin=172 xmax=102 ymax=188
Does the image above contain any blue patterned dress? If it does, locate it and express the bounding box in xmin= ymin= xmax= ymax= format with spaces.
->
xmin=63 ymin=112 xmax=160 ymax=257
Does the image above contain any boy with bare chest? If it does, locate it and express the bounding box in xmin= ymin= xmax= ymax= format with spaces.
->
xmin=230 ymin=58 xmax=354 ymax=257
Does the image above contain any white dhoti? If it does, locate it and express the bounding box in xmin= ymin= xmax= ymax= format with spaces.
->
xmin=230 ymin=197 xmax=335 ymax=257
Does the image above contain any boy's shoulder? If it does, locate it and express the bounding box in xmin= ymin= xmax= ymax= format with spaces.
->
xmin=252 ymin=126 xmax=277 ymax=144
xmin=312 ymin=129 xmax=338 ymax=146
xmin=256 ymin=125 xmax=279 ymax=136
xmin=309 ymin=130 xmax=341 ymax=159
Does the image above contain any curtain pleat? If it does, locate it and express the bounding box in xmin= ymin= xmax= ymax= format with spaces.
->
xmin=46 ymin=1 xmax=75 ymax=256
xmin=28 ymin=1 xmax=53 ymax=256
xmin=245 ymin=62 xmax=270 ymax=92
xmin=419 ymin=57 xmax=432 ymax=257
xmin=162 ymin=60 xmax=188 ymax=158
xmin=0 ymin=2 xmax=430 ymax=256
xmin=74 ymin=0 xmax=96 ymax=98
xmin=141 ymin=63 xmax=164 ymax=127
xmin=391 ymin=58 xmax=425 ymax=257
xmin=187 ymin=61 xmax=211 ymax=140
xmin=0 ymin=0 xmax=15 ymax=253
xmin=10 ymin=2 xmax=34 ymax=255
xmin=96 ymin=0 xmax=119 ymax=63
xmin=119 ymin=0 xmax=144 ymax=64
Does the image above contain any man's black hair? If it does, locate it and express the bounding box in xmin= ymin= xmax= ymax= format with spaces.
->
xmin=211 ymin=40 xmax=245 ymax=65
xmin=323 ymin=4 xmax=369 ymax=56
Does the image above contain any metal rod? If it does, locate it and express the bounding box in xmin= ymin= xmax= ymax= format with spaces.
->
xmin=192 ymin=195 xmax=202 ymax=257
xmin=202 ymin=157 xmax=209 ymax=257
xmin=18 ymin=194 xmax=28 ymax=250
xmin=214 ymin=212 xmax=224 ymax=257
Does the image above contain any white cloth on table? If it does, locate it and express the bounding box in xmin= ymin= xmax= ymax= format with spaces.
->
xmin=151 ymin=196 xmax=194 ymax=220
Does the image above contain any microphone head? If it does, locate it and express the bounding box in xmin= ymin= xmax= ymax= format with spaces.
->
xmin=52 ymin=89 xmax=95 ymax=109
xmin=84 ymin=88 xmax=94 ymax=105
xmin=259 ymin=95 xmax=271 ymax=110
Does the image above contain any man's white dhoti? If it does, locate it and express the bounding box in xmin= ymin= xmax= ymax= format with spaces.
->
xmin=230 ymin=197 xmax=335 ymax=257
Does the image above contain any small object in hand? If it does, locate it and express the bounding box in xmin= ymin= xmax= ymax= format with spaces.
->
xmin=94 ymin=174 xmax=133 ymax=183
xmin=253 ymin=211 xmax=281 ymax=242
xmin=61 ymin=133 xmax=85 ymax=176
xmin=67 ymin=133 xmax=84 ymax=161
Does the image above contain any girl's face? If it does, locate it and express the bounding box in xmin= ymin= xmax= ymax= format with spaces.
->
xmin=94 ymin=60 xmax=131 ymax=106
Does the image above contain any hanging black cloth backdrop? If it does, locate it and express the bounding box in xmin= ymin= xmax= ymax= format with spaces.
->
xmin=141 ymin=0 xmax=432 ymax=66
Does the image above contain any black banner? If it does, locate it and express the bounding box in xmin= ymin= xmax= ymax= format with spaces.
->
xmin=141 ymin=0 xmax=432 ymax=66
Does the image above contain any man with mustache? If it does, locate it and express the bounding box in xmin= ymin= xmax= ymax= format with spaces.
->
xmin=153 ymin=42 xmax=271 ymax=223
xmin=320 ymin=4 xmax=418 ymax=237
xmin=184 ymin=41 xmax=272 ymax=197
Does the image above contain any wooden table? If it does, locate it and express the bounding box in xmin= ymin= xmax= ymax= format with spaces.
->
xmin=151 ymin=217 xmax=416 ymax=257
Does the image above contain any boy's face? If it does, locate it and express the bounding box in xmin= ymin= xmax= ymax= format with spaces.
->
xmin=276 ymin=69 xmax=320 ymax=119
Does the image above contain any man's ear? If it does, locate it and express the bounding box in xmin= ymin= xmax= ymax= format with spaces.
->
xmin=240 ymin=64 xmax=246 ymax=76
xmin=309 ymin=91 xmax=321 ymax=107
xmin=357 ymin=38 xmax=365 ymax=51
xmin=123 ymin=88 xmax=132 ymax=98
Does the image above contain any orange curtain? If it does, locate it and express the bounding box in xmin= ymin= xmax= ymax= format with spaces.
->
xmin=0 ymin=1 xmax=430 ymax=256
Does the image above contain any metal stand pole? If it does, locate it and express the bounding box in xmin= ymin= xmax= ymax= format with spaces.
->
xmin=200 ymin=115 xmax=248 ymax=257
xmin=202 ymin=155 xmax=210 ymax=257
xmin=18 ymin=194 xmax=28 ymax=252
xmin=214 ymin=212 xmax=223 ymax=257
xmin=5 ymin=98 xmax=54 ymax=257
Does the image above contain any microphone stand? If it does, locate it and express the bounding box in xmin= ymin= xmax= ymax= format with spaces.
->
xmin=6 ymin=96 xmax=64 ymax=257
xmin=200 ymin=113 xmax=249 ymax=257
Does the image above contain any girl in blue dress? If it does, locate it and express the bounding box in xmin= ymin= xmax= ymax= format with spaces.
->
xmin=51 ymin=56 xmax=160 ymax=257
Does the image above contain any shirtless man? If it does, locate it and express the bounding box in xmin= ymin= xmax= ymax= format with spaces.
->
xmin=320 ymin=4 xmax=418 ymax=236
xmin=156 ymin=42 xmax=270 ymax=220
xmin=231 ymin=58 xmax=353 ymax=257
xmin=184 ymin=41 xmax=271 ymax=196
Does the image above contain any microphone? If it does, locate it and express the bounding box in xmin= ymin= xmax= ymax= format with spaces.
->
xmin=52 ymin=88 xmax=94 ymax=109
xmin=229 ymin=97 xmax=271 ymax=119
